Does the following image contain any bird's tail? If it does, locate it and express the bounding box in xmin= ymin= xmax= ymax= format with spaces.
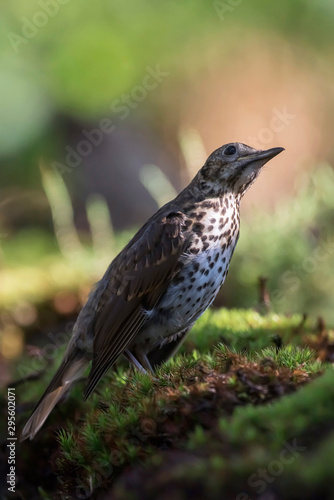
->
xmin=20 ymin=352 xmax=88 ymax=441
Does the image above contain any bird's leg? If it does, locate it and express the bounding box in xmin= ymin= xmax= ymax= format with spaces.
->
xmin=124 ymin=349 xmax=156 ymax=374
xmin=124 ymin=348 xmax=158 ymax=381
xmin=124 ymin=350 xmax=148 ymax=373
xmin=137 ymin=352 xmax=155 ymax=373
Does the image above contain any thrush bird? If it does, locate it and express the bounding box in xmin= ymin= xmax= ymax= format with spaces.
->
xmin=21 ymin=142 xmax=283 ymax=441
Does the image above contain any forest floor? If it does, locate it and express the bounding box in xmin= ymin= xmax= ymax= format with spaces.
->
xmin=2 ymin=304 xmax=334 ymax=500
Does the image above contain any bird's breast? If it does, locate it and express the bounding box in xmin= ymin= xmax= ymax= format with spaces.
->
xmin=133 ymin=199 xmax=240 ymax=350
xmin=153 ymin=200 xmax=240 ymax=331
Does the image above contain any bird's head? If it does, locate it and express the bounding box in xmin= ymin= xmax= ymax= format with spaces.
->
xmin=197 ymin=142 xmax=284 ymax=198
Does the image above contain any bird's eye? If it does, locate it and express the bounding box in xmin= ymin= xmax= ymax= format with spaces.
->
xmin=224 ymin=145 xmax=237 ymax=156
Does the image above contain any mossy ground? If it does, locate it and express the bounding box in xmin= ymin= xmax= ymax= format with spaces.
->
xmin=5 ymin=307 xmax=334 ymax=499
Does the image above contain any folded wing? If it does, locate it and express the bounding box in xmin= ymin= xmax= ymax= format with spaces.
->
xmin=84 ymin=211 xmax=188 ymax=399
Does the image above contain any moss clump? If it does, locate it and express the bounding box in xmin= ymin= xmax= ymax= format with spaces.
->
xmin=112 ymin=368 xmax=334 ymax=500
xmin=55 ymin=345 xmax=320 ymax=498
xmin=13 ymin=308 xmax=332 ymax=499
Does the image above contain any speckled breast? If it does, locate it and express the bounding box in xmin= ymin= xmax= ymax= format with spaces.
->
xmin=153 ymin=196 xmax=240 ymax=335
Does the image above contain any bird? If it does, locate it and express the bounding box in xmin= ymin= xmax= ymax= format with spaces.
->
xmin=21 ymin=142 xmax=284 ymax=441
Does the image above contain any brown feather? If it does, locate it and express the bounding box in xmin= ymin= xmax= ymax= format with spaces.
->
xmin=84 ymin=212 xmax=188 ymax=399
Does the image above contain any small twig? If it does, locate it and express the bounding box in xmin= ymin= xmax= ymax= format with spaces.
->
xmin=257 ymin=276 xmax=271 ymax=314
xmin=316 ymin=316 xmax=326 ymax=337
xmin=292 ymin=313 xmax=307 ymax=336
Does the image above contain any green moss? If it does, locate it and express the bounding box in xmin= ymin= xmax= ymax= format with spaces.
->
xmin=13 ymin=307 xmax=333 ymax=499
xmin=112 ymin=369 xmax=334 ymax=500
xmin=186 ymin=308 xmax=313 ymax=354
xmin=258 ymin=345 xmax=322 ymax=373
xmin=52 ymin=347 xmax=319 ymax=497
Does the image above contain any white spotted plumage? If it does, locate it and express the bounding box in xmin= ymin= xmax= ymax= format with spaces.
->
xmin=132 ymin=198 xmax=240 ymax=351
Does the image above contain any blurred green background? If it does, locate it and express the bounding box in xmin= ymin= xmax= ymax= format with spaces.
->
xmin=1 ymin=0 xmax=334 ymax=376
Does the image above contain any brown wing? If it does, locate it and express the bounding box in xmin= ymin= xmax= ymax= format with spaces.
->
xmin=84 ymin=211 xmax=187 ymax=399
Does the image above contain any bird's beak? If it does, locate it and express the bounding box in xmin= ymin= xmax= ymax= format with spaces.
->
xmin=240 ymin=147 xmax=285 ymax=164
